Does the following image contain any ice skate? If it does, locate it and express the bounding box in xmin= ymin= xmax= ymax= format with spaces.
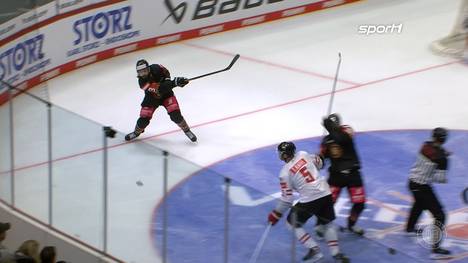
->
xmin=348 ymin=225 xmax=364 ymax=236
xmin=302 ymin=246 xmax=323 ymax=262
xmin=125 ymin=131 xmax=141 ymax=141
xmin=333 ymin=252 xmax=350 ymax=263
xmin=184 ymin=130 xmax=197 ymax=142
xmin=430 ymin=247 xmax=451 ymax=260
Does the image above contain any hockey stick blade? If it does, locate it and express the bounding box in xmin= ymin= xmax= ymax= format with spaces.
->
xmin=189 ymin=54 xmax=240 ymax=81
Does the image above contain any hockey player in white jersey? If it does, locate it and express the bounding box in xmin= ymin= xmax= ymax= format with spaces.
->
xmin=267 ymin=142 xmax=349 ymax=262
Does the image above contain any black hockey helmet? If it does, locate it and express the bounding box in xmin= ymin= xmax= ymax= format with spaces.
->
xmin=432 ymin=127 xmax=448 ymax=143
xmin=277 ymin=141 xmax=296 ymax=161
xmin=136 ymin=59 xmax=149 ymax=77
xmin=328 ymin=113 xmax=341 ymax=125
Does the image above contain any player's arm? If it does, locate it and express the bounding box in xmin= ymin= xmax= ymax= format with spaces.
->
xmin=421 ymin=143 xmax=448 ymax=183
xmin=308 ymin=153 xmax=324 ymax=169
xmin=159 ymin=64 xmax=171 ymax=79
xmin=268 ymin=176 xmax=293 ymax=225
xmin=318 ymin=139 xmax=328 ymax=165
xmin=158 ymin=64 xmax=189 ymax=88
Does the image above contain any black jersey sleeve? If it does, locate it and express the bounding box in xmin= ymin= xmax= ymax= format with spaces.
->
xmin=158 ymin=79 xmax=176 ymax=96
xmin=138 ymin=78 xmax=145 ymax=88
xmin=148 ymin=64 xmax=171 ymax=82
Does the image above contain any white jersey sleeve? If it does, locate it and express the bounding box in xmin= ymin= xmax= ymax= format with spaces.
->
xmin=278 ymin=151 xmax=331 ymax=204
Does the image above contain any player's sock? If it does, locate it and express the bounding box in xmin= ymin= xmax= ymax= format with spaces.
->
xmin=324 ymin=223 xmax=340 ymax=256
xmin=295 ymin=227 xmax=318 ymax=249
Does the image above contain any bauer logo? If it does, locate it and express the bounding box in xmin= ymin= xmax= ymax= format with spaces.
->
xmin=163 ymin=0 xmax=187 ymax=24
xmin=358 ymin=23 xmax=403 ymax=35
xmin=163 ymin=0 xmax=284 ymax=24
xmin=0 ymin=34 xmax=51 ymax=83
xmin=68 ymin=6 xmax=140 ymax=57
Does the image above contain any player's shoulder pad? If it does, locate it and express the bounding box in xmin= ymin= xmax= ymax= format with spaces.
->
xmin=150 ymin=63 xmax=163 ymax=71
xmin=421 ymin=141 xmax=437 ymax=160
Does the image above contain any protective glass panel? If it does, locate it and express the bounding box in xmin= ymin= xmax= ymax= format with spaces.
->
xmin=51 ymin=106 xmax=103 ymax=249
xmin=106 ymin=136 xmax=164 ymax=263
xmin=0 ymin=91 xmax=12 ymax=204
xmin=12 ymin=92 xmax=48 ymax=222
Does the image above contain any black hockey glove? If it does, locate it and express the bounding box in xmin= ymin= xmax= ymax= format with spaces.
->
xmin=173 ymin=77 xmax=189 ymax=87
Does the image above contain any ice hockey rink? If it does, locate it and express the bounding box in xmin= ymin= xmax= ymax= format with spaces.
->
xmin=3 ymin=0 xmax=468 ymax=262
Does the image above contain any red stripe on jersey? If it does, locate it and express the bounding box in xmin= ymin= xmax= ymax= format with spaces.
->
xmin=349 ymin=186 xmax=366 ymax=203
xmin=290 ymin=158 xmax=307 ymax=174
xmin=142 ymin=83 xmax=150 ymax=90
xmin=299 ymin=234 xmax=310 ymax=243
xmin=327 ymin=240 xmax=338 ymax=246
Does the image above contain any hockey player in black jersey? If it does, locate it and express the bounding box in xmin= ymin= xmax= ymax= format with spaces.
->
xmin=125 ymin=59 xmax=197 ymax=142
xmin=406 ymin=127 xmax=451 ymax=259
xmin=316 ymin=113 xmax=366 ymax=236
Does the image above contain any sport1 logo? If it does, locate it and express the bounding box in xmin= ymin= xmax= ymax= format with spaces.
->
xmin=73 ymin=6 xmax=132 ymax=45
xmin=163 ymin=0 xmax=284 ymax=24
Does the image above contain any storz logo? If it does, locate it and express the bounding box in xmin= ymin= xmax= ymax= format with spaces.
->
xmin=68 ymin=6 xmax=140 ymax=57
xmin=163 ymin=0 xmax=284 ymax=24
xmin=73 ymin=6 xmax=132 ymax=45
xmin=0 ymin=34 xmax=50 ymax=83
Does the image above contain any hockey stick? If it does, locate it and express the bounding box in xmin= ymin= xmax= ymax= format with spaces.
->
xmin=188 ymin=54 xmax=240 ymax=81
xmin=248 ymin=223 xmax=272 ymax=263
xmin=326 ymin=52 xmax=342 ymax=116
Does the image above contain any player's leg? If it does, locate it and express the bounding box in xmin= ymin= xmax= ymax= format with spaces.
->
xmin=163 ymin=96 xmax=197 ymax=142
xmin=346 ymin=170 xmax=366 ymax=235
xmin=424 ymin=186 xmax=450 ymax=258
xmin=406 ymin=181 xmax=425 ymax=233
xmin=286 ymin=202 xmax=323 ymax=262
xmin=315 ymin=183 xmax=341 ymax=238
xmin=125 ymin=105 xmax=157 ymax=141
xmin=316 ymin=195 xmax=349 ymax=262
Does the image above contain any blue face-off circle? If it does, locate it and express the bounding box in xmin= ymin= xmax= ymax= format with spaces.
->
xmin=152 ymin=130 xmax=468 ymax=263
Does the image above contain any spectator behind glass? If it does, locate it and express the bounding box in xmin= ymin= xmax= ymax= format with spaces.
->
xmin=39 ymin=246 xmax=56 ymax=263
xmin=15 ymin=240 xmax=40 ymax=263
xmin=0 ymin=222 xmax=14 ymax=262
